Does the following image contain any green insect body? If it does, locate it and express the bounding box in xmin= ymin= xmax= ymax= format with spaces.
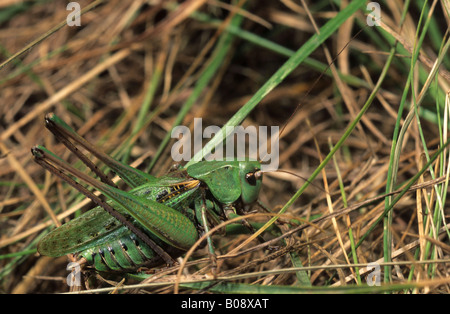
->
xmin=37 ymin=172 xmax=200 ymax=271
xmin=33 ymin=113 xmax=264 ymax=272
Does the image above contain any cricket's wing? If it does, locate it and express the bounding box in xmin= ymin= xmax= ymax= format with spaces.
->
xmin=37 ymin=207 xmax=127 ymax=257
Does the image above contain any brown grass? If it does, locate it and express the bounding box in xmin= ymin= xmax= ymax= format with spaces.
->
xmin=0 ymin=0 xmax=449 ymax=293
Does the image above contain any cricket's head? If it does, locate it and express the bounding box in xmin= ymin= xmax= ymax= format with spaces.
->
xmin=186 ymin=159 xmax=262 ymax=205
xmin=238 ymin=160 xmax=263 ymax=205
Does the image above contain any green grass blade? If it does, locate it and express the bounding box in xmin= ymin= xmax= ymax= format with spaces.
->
xmin=188 ymin=0 xmax=367 ymax=165
xmin=181 ymin=280 xmax=422 ymax=294
xmin=146 ymin=8 xmax=246 ymax=172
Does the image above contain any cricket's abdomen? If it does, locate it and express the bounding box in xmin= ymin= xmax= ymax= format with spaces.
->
xmin=80 ymin=230 xmax=184 ymax=272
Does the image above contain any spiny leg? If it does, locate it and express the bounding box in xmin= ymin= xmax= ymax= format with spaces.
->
xmin=44 ymin=113 xmax=155 ymax=188
xmin=226 ymin=202 xmax=282 ymax=252
xmin=195 ymin=192 xmax=217 ymax=276
xmin=44 ymin=113 xmax=117 ymax=188
xmin=226 ymin=203 xmax=268 ymax=245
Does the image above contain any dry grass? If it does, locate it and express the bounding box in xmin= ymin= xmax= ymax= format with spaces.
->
xmin=0 ymin=0 xmax=449 ymax=294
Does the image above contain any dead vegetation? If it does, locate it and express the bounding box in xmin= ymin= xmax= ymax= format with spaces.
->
xmin=0 ymin=0 xmax=449 ymax=293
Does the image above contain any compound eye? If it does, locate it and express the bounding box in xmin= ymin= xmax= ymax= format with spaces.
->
xmin=245 ymin=170 xmax=261 ymax=186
